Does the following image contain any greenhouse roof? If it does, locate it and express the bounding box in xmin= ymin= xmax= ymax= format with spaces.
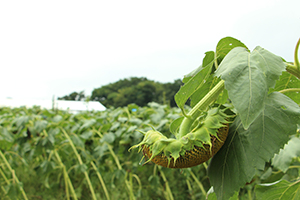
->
xmin=0 ymin=98 xmax=106 ymax=113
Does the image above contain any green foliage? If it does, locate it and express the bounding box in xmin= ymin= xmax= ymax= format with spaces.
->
xmin=91 ymin=77 xmax=182 ymax=108
xmin=215 ymin=46 xmax=286 ymax=129
xmin=255 ymin=179 xmax=300 ymax=200
xmin=208 ymin=92 xmax=300 ymax=200
xmin=270 ymin=71 xmax=300 ymax=104
xmin=0 ymin=105 xmax=212 ymax=200
xmin=215 ymin=36 xmax=248 ymax=65
xmin=58 ymin=90 xmax=85 ymax=101
xmin=175 ymin=51 xmax=216 ymax=109
xmin=130 ymin=36 xmax=300 ymax=200
xmin=272 ymin=136 xmax=300 ymax=173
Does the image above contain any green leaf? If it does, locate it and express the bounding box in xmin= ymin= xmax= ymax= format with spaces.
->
xmin=182 ymin=65 xmax=202 ymax=84
xmin=94 ymin=143 xmax=109 ymax=158
xmin=182 ymin=51 xmax=214 ymax=83
xmin=169 ymin=116 xmax=183 ymax=135
xmin=216 ymin=36 xmax=248 ymax=65
xmin=110 ymin=122 xmax=121 ymax=131
xmin=40 ymin=160 xmax=56 ymax=174
xmin=52 ymin=115 xmax=63 ymax=122
xmin=80 ymin=131 xmax=93 ymax=140
xmin=0 ymin=127 xmax=14 ymax=146
xmin=272 ymin=136 xmax=300 ymax=173
xmin=255 ymin=179 xmax=300 ymax=200
xmin=189 ymin=76 xmax=221 ymax=108
xmin=80 ymin=119 xmax=96 ymax=131
xmin=13 ymin=116 xmax=29 ymax=128
xmin=36 ymin=135 xmax=55 ymax=151
xmin=208 ymin=92 xmax=300 ymax=200
xmin=175 ymin=51 xmax=215 ymax=109
xmin=100 ymin=132 xmax=116 ymax=144
xmin=128 ymin=118 xmax=143 ymax=125
xmin=127 ymin=125 xmax=137 ymax=133
xmin=74 ymin=164 xmax=88 ymax=174
xmin=34 ymin=120 xmax=48 ymax=133
xmin=215 ymin=46 xmax=286 ymax=129
xmin=70 ymin=134 xmax=84 ymax=149
xmin=270 ymin=71 xmax=300 ymax=104
xmin=155 ymin=119 xmax=169 ymax=131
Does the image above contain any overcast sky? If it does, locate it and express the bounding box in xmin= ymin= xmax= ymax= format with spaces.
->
xmin=1 ymin=0 xmax=299 ymax=100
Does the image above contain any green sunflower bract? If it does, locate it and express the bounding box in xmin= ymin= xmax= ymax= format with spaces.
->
xmin=129 ymin=107 xmax=231 ymax=168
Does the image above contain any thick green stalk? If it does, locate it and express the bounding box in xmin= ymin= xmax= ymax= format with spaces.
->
xmin=186 ymin=179 xmax=196 ymax=200
xmin=125 ymin=172 xmax=136 ymax=200
xmin=190 ymin=170 xmax=207 ymax=197
xmin=91 ymin=161 xmax=110 ymax=200
xmin=279 ymin=88 xmax=300 ymax=94
xmin=106 ymin=142 xmax=122 ymax=170
xmin=247 ymin=189 xmax=252 ymax=200
xmin=178 ymin=80 xmax=225 ymax=138
xmin=286 ymin=38 xmax=300 ymax=79
xmin=106 ymin=142 xmax=136 ymax=200
xmin=158 ymin=167 xmax=174 ymax=200
xmin=286 ymin=63 xmax=300 ymax=80
xmin=0 ymin=150 xmax=28 ymax=200
xmin=61 ymin=128 xmax=97 ymax=200
xmin=54 ymin=150 xmax=78 ymax=200
xmin=294 ymin=38 xmax=300 ymax=70
xmin=132 ymin=174 xmax=142 ymax=194
xmin=0 ymin=168 xmax=10 ymax=196
xmin=0 ymin=167 xmax=10 ymax=185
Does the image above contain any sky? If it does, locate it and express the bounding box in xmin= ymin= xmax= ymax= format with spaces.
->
xmin=1 ymin=0 xmax=299 ymax=100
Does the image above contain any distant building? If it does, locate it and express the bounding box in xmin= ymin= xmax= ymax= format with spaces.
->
xmin=54 ymin=100 xmax=106 ymax=113
xmin=0 ymin=98 xmax=106 ymax=113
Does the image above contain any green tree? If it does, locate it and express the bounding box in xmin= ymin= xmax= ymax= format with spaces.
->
xmin=91 ymin=77 xmax=149 ymax=107
xmin=91 ymin=77 xmax=182 ymax=108
xmin=135 ymin=81 xmax=158 ymax=106
xmin=162 ymin=79 xmax=183 ymax=107
xmin=58 ymin=91 xmax=85 ymax=101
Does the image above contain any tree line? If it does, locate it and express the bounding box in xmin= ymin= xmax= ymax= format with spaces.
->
xmin=58 ymin=77 xmax=183 ymax=108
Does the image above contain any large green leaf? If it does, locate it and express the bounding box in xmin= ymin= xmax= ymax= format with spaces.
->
xmin=208 ymin=92 xmax=300 ymax=200
xmin=34 ymin=120 xmax=48 ymax=133
xmin=215 ymin=46 xmax=286 ymax=129
xmin=215 ymin=36 xmax=248 ymax=65
xmin=175 ymin=51 xmax=215 ymax=109
xmin=13 ymin=116 xmax=29 ymax=128
xmin=255 ymin=179 xmax=300 ymax=200
xmin=270 ymin=71 xmax=300 ymax=104
xmin=189 ymin=76 xmax=221 ymax=108
xmin=272 ymin=136 xmax=300 ymax=173
xmin=182 ymin=65 xmax=203 ymax=84
xmin=175 ymin=37 xmax=247 ymax=110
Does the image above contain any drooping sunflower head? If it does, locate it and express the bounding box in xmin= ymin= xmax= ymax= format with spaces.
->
xmin=130 ymin=107 xmax=232 ymax=168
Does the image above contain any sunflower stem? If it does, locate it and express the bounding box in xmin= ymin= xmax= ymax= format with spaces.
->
xmin=177 ymin=80 xmax=225 ymax=138
xmin=294 ymin=37 xmax=300 ymax=71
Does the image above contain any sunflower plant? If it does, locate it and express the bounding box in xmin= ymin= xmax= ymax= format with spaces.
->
xmin=130 ymin=37 xmax=300 ymax=200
